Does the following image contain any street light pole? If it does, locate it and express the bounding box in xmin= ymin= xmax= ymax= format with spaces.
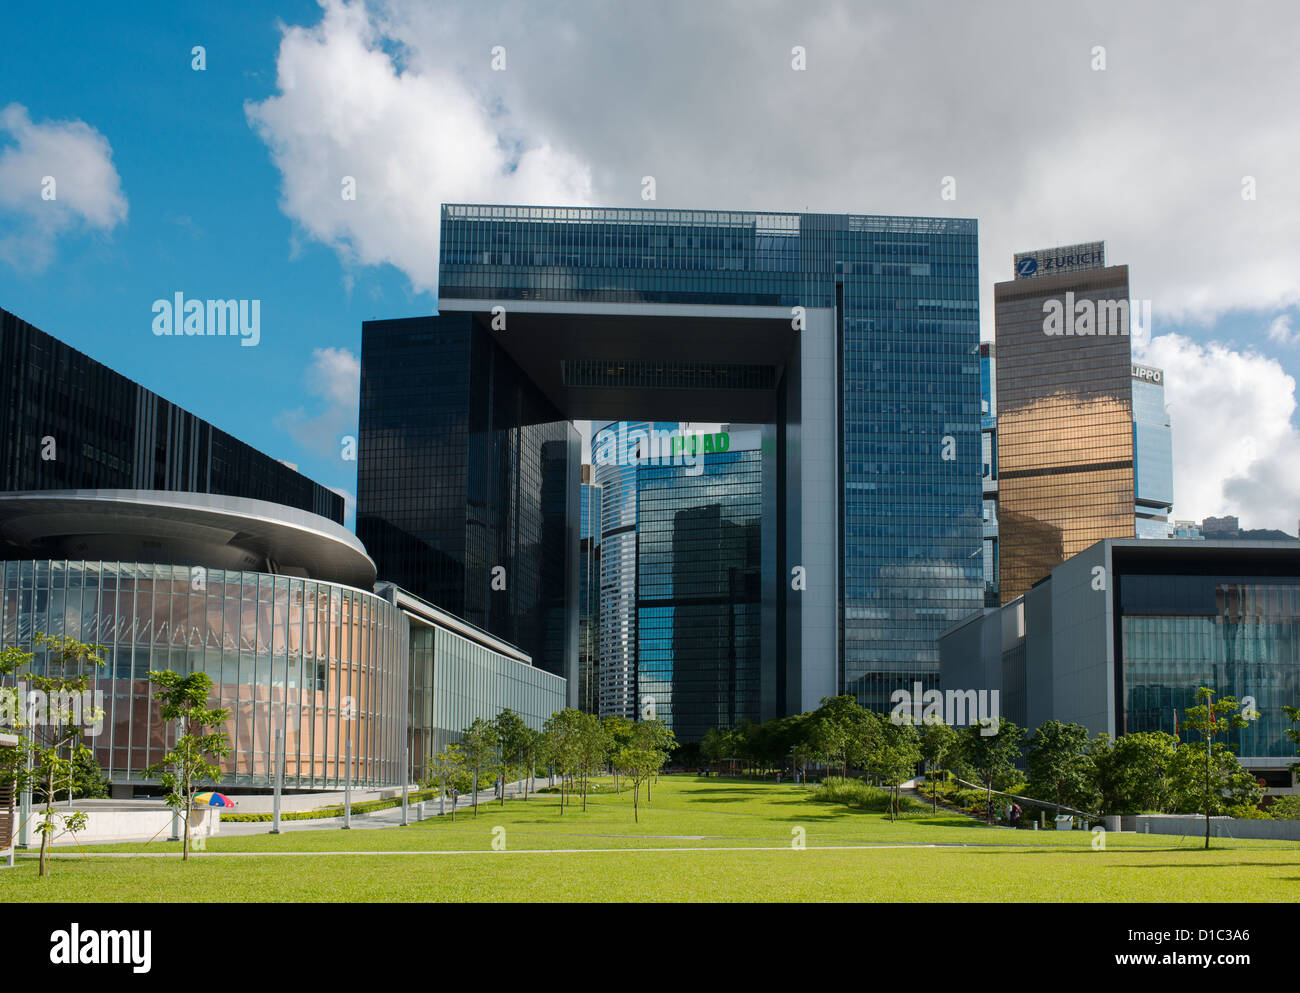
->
xmin=401 ymin=745 xmax=410 ymax=826
xmin=270 ymin=727 xmax=284 ymax=834
xmin=343 ymin=733 xmax=352 ymax=830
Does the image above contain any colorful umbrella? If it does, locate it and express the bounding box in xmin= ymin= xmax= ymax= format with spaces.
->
xmin=192 ymin=792 xmax=235 ymax=807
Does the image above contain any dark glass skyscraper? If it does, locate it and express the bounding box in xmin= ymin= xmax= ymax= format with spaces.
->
xmin=363 ymin=204 xmax=981 ymax=718
xmin=577 ymin=470 xmax=601 ymax=713
xmin=637 ymin=439 xmax=762 ymax=741
xmin=357 ymin=314 xmax=579 ymax=683
xmin=0 ymin=307 xmax=343 ymax=522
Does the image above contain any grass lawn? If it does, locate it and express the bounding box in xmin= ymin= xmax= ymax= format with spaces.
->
xmin=2 ymin=775 xmax=1297 ymax=902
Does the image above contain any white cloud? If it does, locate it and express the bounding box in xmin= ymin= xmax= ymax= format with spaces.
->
xmin=1140 ymin=333 xmax=1300 ymax=531
xmin=247 ymin=1 xmax=1300 ymax=533
xmin=1266 ymin=314 xmax=1296 ymax=346
xmin=245 ymin=0 xmax=592 ymax=293
xmin=0 ymin=103 xmax=127 ymax=270
xmin=276 ymin=346 xmax=361 ymax=460
xmin=247 ymin=0 xmax=1300 ymax=331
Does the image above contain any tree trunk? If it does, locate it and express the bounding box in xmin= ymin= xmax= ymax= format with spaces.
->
xmin=986 ymin=779 xmax=993 ymax=825
xmin=183 ymin=766 xmax=192 ymax=861
xmin=1204 ymin=742 xmax=1212 ymax=850
xmin=39 ymin=766 xmax=54 ymax=876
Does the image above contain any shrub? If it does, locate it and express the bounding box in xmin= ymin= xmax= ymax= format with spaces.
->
xmin=220 ymin=788 xmax=442 ymax=823
xmin=1265 ymin=795 xmax=1300 ymax=820
xmin=1226 ymin=802 xmax=1272 ymax=820
xmin=811 ymin=776 xmax=925 ymax=814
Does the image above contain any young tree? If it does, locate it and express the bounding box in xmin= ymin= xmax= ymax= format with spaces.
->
xmin=917 ymin=717 xmax=959 ymax=812
xmin=602 ymin=715 xmax=635 ymax=790
xmin=457 ymin=718 xmax=500 ymax=818
xmin=699 ymin=727 xmax=726 ymax=778
xmin=1283 ymin=705 xmax=1300 ymax=771
xmin=543 ymin=709 xmax=584 ymax=814
xmin=141 ymin=669 xmax=231 ymax=862
xmin=1169 ymin=742 xmax=1262 ymax=818
xmin=871 ymin=715 xmax=921 ymax=821
xmin=959 ymin=720 xmax=1026 ymax=824
xmin=424 ymin=742 xmax=465 ymax=820
xmin=1 ymin=635 xmax=107 ymax=876
xmin=615 ymin=746 xmax=661 ymax=823
xmin=1026 ymin=720 xmax=1093 ymax=820
xmin=494 ymin=708 xmax=531 ymax=803
xmin=574 ymin=712 xmax=610 ymax=812
xmin=631 ymin=719 xmax=676 ymax=802
xmin=521 ymin=727 xmax=546 ymax=798
xmin=1180 ymin=687 xmax=1254 ymax=849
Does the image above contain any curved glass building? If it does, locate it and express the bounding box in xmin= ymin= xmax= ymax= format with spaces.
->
xmin=0 ymin=490 xmax=408 ymax=789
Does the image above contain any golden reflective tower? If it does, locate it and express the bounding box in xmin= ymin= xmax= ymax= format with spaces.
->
xmin=995 ymin=247 xmax=1136 ymax=604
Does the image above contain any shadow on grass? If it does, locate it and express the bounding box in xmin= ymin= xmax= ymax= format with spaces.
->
xmin=679 ymin=787 xmax=777 ymax=797
xmin=1104 ymin=860 xmax=1300 ymax=869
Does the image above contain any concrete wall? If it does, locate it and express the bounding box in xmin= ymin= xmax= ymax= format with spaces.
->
xmin=29 ymin=803 xmax=221 ymax=846
xmin=1123 ymin=814 xmax=1300 ymax=841
xmin=1024 ymin=581 xmax=1054 ymax=730
xmin=939 ymin=608 xmax=1001 ymax=722
xmin=799 ymin=306 xmax=839 ymax=710
xmin=1049 ymin=541 xmax=1115 ymax=736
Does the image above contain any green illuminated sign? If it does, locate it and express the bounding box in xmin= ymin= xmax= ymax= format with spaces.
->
xmin=670 ymin=432 xmax=730 ymax=455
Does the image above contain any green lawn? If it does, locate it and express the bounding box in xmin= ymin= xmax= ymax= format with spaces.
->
xmin=2 ymin=776 xmax=1297 ymax=902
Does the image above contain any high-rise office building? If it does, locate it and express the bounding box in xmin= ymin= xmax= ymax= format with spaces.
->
xmin=1132 ymin=363 xmax=1173 ymax=538
xmin=591 ymin=420 xmax=681 ymax=719
xmin=577 ymin=467 xmax=601 ymax=714
xmin=981 ymin=344 xmax=1176 ymax=596
xmin=980 ymin=341 xmax=999 ymax=605
xmin=636 ymin=426 xmax=762 ymax=741
xmin=994 ymin=242 xmax=1136 ymax=603
xmin=0 ymin=307 xmax=343 ymax=523
xmin=356 ymin=314 xmax=580 ymax=687
xmin=361 ymin=203 xmax=981 ymax=719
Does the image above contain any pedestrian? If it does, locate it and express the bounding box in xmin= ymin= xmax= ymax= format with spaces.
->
xmin=1011 ymin=802 xmax=1022 ymax=828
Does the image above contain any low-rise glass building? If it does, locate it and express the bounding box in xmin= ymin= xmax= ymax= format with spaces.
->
xmin=940 ymin=538 xmax=1300 ymax=782
xmin=0 ymin=490 xmax=565 ymax=792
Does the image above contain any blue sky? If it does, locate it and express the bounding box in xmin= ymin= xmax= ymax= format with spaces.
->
xmin=3 ymin=0 xmax=1300 ymax=531
xmin=0 ymin=2 xmax=434 ymax=525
